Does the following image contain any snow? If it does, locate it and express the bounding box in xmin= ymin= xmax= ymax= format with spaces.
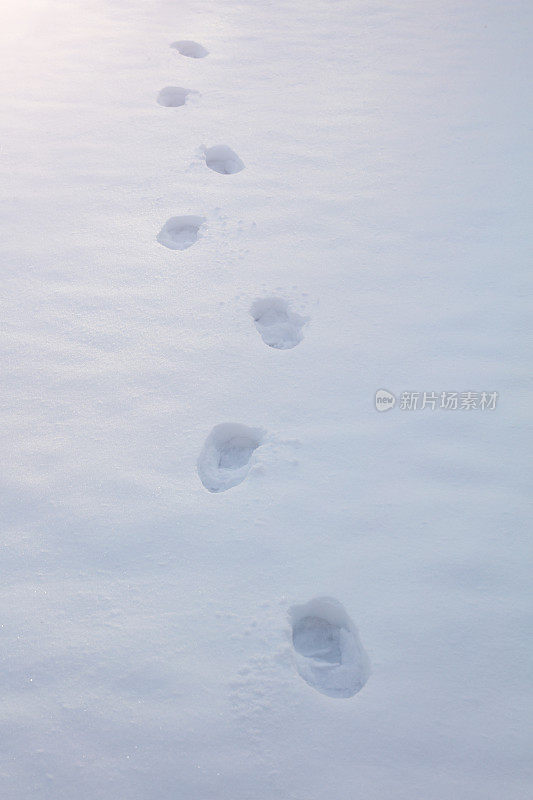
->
xmin=1 ymin=0 xmax=531 ymax=798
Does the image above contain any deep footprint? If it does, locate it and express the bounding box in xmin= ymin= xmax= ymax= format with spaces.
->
xmin=198 ymin=423 xmax=264 ymax=493
xmin=170 ymin=40 xmax=209 ymax=58
xmin=289 ymin=597 xmax=370 ymax=698
xmin=157 ymin=216 xmax=205 ymax=250
xmin=205 ymin=145 xmax=245 ymax=175
xmin=251 ymin=297 xmax=307 ymax=349
xmin=156 ymin=86 xmax=195 ymax=107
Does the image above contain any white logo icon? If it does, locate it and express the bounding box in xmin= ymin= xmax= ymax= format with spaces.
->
xmin=375 ymin=389 xmax=396 ymax=412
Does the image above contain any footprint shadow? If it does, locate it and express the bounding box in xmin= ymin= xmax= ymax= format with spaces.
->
xmin=170 ymin=40 xmax=209 ymax=58
xmin=157 ymin=215 xmax=206 ymax=250
xmin=157 ymin=86 xmax=198 ymax=107
xmin=289 ymin=597 xmax=370 ymax=698
xmin=204 ymin=145 xmax=245 ymax=175
xmin=251 ymin=297 xmax=307 ymax=349
xmin=198 ymin=423 xmax=264 ymax=493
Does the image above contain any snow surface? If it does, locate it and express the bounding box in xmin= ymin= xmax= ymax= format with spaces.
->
xmin=1 ymin=0 xmax=532 ymax=798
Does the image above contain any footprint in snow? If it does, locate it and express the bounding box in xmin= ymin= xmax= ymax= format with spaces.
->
xmin=156 ymin=86 xmax=197 ymax=107
xmin=157 ymin=216 xmax=206 ymax=250
xmin=251 ymin=297 xmax=307 ymax=349
xmin=289 ymin=597 xmax=370 ymax=699
xmin=204 ymin=145 xmax=245 ymax=175
xmin=198 ymin=423 xmax=264 ymax=493
xmin=170 ymin=40 xmax=209 ymax=58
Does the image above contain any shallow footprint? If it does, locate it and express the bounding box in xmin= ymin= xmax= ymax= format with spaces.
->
xmin=157 ymin=216 xmax=205 ymax=250
xmin=170 ymin=40 xmax=209 ymax=58
xmin=205 ymin=145 xmax=244 ymax=175
xmin=251 ymin=297 xmax=306 ymax=350
xmin=156 ymin=86 xmax=195 ymax=107
xmin=198 ymin=423 xmax=264 ymax=493
xmin=289 ymin=597 xmax=370 ymax=699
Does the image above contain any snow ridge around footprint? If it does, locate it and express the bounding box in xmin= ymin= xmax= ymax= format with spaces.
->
xmin=204 ymin=145 xmax=245 ymax=175
xmin=289 ymin=597 xmax=370 ymax=698
xmin=251 ymin=297 xmax=307 ymax=349
xmin=157 ymin=216 xmax=206 ymax=250
xmin=198 ymin=423 xmax=264 ymax=493
xmin=170 ymin=40 xmax=209 ymax=58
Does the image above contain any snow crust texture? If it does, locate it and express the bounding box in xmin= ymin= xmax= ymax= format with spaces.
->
xmin=290 ymin=597 xmax=370 ymax=698
xmin=197 ymin=423 xmax=264 ymax=492
xmin=251 ymin=296 xmax=307 ymax=349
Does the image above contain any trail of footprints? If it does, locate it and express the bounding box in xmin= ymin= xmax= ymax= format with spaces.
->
xmin=154 ymin=38 xmax=369 ymax=699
